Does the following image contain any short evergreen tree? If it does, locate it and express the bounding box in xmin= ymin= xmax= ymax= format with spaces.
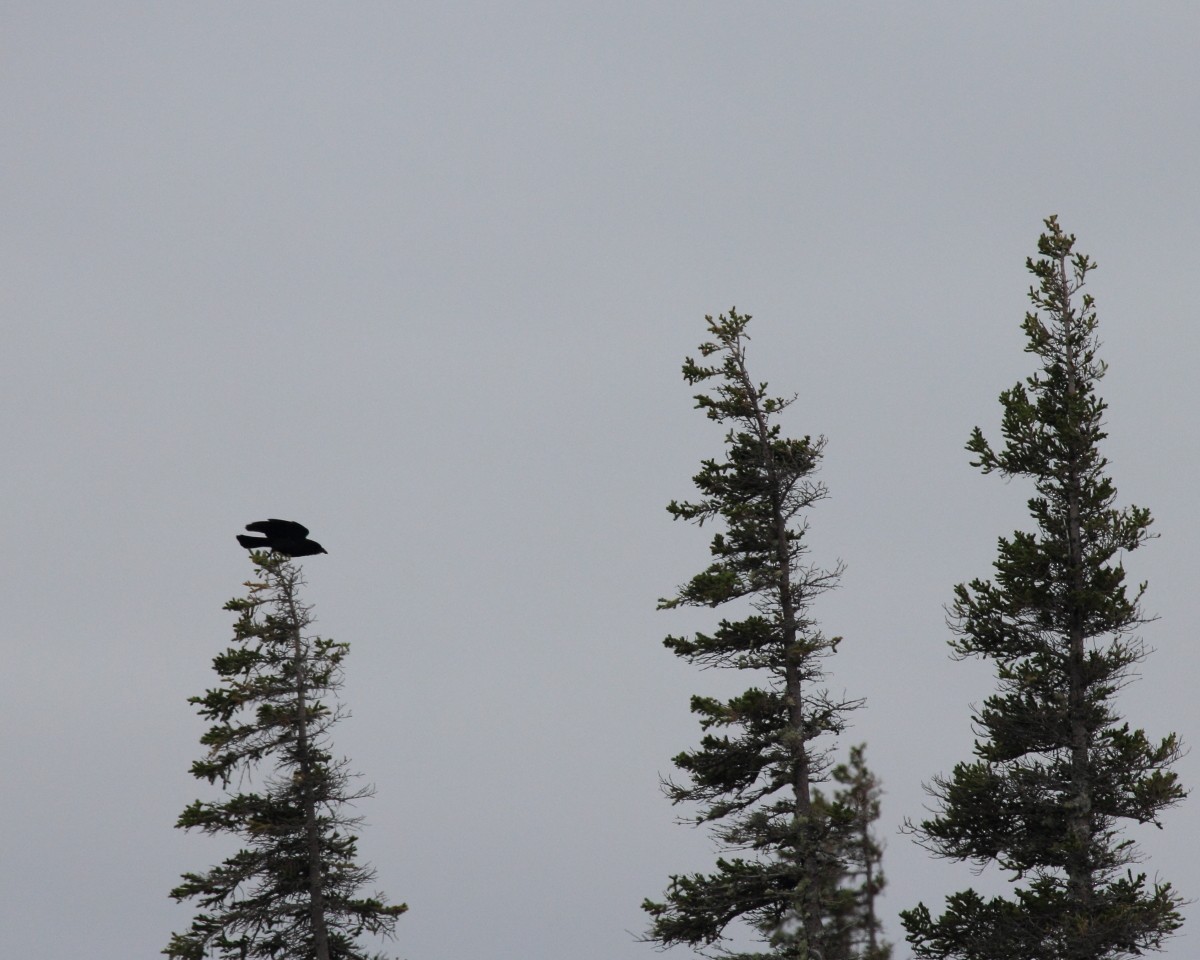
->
xmin=814 ymin=746 xmax=890 ymax=960
xmin=901 ymin=217 xmax=1186 ymax=959
xmin=166 ymin=552 xmax=405 ymax=960
xmin=643 ymin=310 xmax=866 ymax=958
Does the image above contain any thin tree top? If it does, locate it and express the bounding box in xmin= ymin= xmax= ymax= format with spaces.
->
xmin=968 ymin=215 xmax=1112 ymax=483
xmin=663 ymin=311 xmax=832 ymax=613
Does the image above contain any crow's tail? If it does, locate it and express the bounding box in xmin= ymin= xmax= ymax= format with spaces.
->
xmin=237 ymin=534 xmax=271 ymax=549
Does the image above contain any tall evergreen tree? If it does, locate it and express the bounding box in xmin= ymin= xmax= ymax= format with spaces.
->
xmin=901 ymin=217 xmax=1185 ymax=959
xmin=643 ymin=310 xmax=865 ymax=958
xmin=166 ymin=552 xmax=405 ymax=960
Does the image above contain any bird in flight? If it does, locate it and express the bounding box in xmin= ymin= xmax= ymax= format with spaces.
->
xmin=237 ymin=519 xmax=328 ymax=557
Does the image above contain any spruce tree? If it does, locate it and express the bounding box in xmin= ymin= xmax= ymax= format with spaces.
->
xmin=901 ymin=217 xmax=1185 ymax=959
xmin=166 ymin=552 xmax=405 ymax=960
xmin=814 ymin=746 xmax=890 ymax=960
xmin=643 ymin=310 xmax=865 ymax=958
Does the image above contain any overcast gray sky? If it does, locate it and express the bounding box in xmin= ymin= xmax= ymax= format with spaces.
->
xmin=4 ymin=4 xmax=1199 ymax=958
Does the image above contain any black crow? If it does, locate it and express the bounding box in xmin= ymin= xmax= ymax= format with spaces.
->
xmin=237 ymin=519 xmax=327 ymax=557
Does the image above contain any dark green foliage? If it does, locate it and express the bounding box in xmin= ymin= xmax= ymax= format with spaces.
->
xmin=644 ymin=311 xmax=873 ymax=958
xmin=901 ymin=218 xmax=1185 ymax=959
xmin=166 ymin=552 xmax=404 ymax=960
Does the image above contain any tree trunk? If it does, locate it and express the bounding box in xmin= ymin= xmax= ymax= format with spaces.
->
xmin=285 ymin=575 xmax=331 ymax=960
xmin=862 ymin=821 xmax=878 ymax=958
xmin=737 ymin=347 xmax=825 ymax=958
xmin=1060 ymin=258 xmax=1094 ymax=949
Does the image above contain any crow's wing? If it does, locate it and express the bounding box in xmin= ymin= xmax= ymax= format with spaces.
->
xmin=245 ymin=519 xmax=310 ymax=539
